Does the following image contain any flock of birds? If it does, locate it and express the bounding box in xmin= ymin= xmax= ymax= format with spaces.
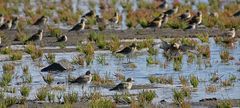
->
xmin=0 ymin=1 xmax=238 ymax=91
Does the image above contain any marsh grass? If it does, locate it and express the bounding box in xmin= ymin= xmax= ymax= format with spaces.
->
xmin=220 ymin=50 xmax=232 ymax=63
xmin=2 ymin=63 xmax=15 ymax=73
xmin=83 ymin=43 xmax=94 ymax=56
xmin=63 ymin=92 xmax=78 ymax=104
xmin=36 ymin=87 xmax=48 ymax=101
xmin=196 ymin=33 xmax=209 ymax=43
xmin=146 ymin=56 xmax=159 ymax=65
xmin=0 ymin=47 xmax=12 ymax=55
xmin=217 ymin=100 xmax=232 ymax=108
xmin=20 ymin=85 xmax=31 ymax=97
xmin=210 ymin=73 xmax=219 ymax=83
xmin=190 ymin=75 xmax=199 ymax=88
xmin=167 ymin=19 xmax=188 ymax=29
xmin=173 ymin=89 xmax=184 ymax=105
xmin=147 ymin=47 xmax=158 ymax=56
xmin=72 ymin=55 xmax=85 ymax=66
xmin=15 ymin=31 xmax=28 ymax=42
xmin=197 ymin=45 xmax=210 ymax=58
xmin=48 ymin=27 xmax=62 ymax=37
xmin=148 ymin=75 xmax=173 ymax=84
xmin=89 ymin=97 xmax=115 ymax=108
xmin=173 ymin=55 xmax=183 ymax=71
xmin=2 ymin=96 xmax=17 ymax=107
xmin=47 ymin=92 xmax=55 ymax=103
xmin=43 ymin=73 xmax=54 ymax=85
xmin=25 ymin=44 xmax=43 ymax=60
xmin=138 ymin=90 xmax=156 ymax=104
xmin=205 ymin=84 xmax=217 ymax=93
xmin=96 ymin=55 xmax=107 ymax=65
xmin=109 ymin=36 xmax=120 ymax=53
xmin=45 ymin=53 xmax=56 ymax=64
xmin=21 ymin=66 xmax=32 ymax=84
xmin=179 ymin=75 xmax=188 ymax=86
xmin=86 ymin=55 xmax=94 ymax=66
xmin=92 ymin=72 xmax=114 ymax=86
xmin=10 ymin=51 xmax=23 ymax=61
xmin=148 ymin=76 xmax=158 ymax=83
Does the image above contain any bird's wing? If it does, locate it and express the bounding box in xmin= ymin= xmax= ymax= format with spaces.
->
xmin=160 ymin=40 xmax=171 ymax=51
xmin=27 ymin=34 xmax=39 ymax=41
xmin=69 ymin=23 xmax=80 ymax=32
xmin=110 ymin=83 xmax=125 ymax=91
xmin=116 ymin=47 xmax=131 ymax=54
xmin=72 ymin=75 xmax=89 ymax=83
xmin=179 ymin=45 xmax=195 ymax=52
xmin=33 ymin=18 xmax=42 ymax=25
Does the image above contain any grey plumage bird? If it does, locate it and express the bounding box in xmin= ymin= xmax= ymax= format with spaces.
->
xmin=164 ymin=6 xmax=179 ymax=16
xmin=33 ymin=16 xmax=48 ymax=27
xmin=25 ymin=29 xmax=43 ymax=43
xmin=11 ymin=16 xmax=19 ymax=30
xmin=189 ymin=11 xmax=202 ymax=25
xmin=109 ymin=78 xmax=134 ymax=91
xmin=70 ymin=71 xmax=92 ymax=84
xmin=57 ymin=35 xmax=67 ymax=42
xmin=0 ymin=14 xmax=4 ymax=26
xmin=179 ymin=10 xmax=191 ymax=20
xmin=0 ymin=20 xmax=12 ymax=30
xmin=116 ymin=43 xmax=137 ymax=62
xmin=68 ymin=18 xmax=86 ymax=32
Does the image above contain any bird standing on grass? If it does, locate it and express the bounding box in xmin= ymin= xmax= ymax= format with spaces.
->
xmin=148 ymin=14 xmax=163 ymax=28
xmin=109 ymin=12 xmax=119 ymax=28
xmin=222 ymin=28 xmax=236 ymax=43
xmin=179 ymin=10 xmax=191 ymax=20
xmin=25 ymin=29 xmax=43 ymax=43
xmin=116 ymin=43 xmax=137 ymax=63
xmin=68 ymin=18 xmax=86 ymax=32
xmin=0 ymin=20 xmax=12 ymax=30
xmin=70 ymin=71 xmax=92 ymax=84
xmin=33 ymin=16 xmax=48 ymax=28
xmin=109 ymin=78 xmax=134 ymax=91
xmin=188 ymin=11 xmax=202 ymax=25
xmin=164 ymin=6 xmax=179 ymax=16
xmin=161 ymin=14 xmax=169 ymax=25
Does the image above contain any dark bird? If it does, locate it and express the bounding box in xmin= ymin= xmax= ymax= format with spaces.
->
xmin=0 ymin=14 xmax=4 ymax=26
xmin=33 ymin=16 xmax=48 ymax=27
xmin=116 ymin=43 xmax=137 ymax=62
xmin=148 ymin=14 xmax=163 ymax=28
xmin=161 ymin=14 xmax=168 ymax=25
xmin=179 ymin=10 xmax=191 ymax=20
xmin=57 ymin=35 xmax=67 ymax=42
xmin=82 ymin=10 xmax=95 ymax=18
xmin=109 ymin=12 xmax=119 ymax=24
xmin=0 ymin=20 xmax=12 ymax=30
xmin=25 ymin=29 xmax=43 ymax=43
xmin=184 ymin=23 xmax=196 ymax=30
xmin=164 ymin=6 xmax=179 ymax=16
xmin=188 ymin=11 xmax=202 ymax=25
xmin=69 ymin=71 xmax=92 ymax=84
xmin=233 ymin=10 xmax=240 ymax=17
xmin=158 ymin=0 xmax=168 ymax=9
xmin=11 ymin=16 xmax=19 ymax=30
xmin=109 ymin=78 xmax=134 ymax=91
xmin=68 ymin=18 xmax=86 ymax=32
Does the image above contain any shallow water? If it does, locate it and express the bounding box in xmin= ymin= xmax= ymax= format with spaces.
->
xmin=0 ymin=38 xmax=239 ymax=103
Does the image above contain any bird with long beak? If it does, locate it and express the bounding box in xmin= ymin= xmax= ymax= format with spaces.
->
xmin=56 ymin=35 xmax=67 ymax=42
xmin=33 ymin=16 xmax=48 ymax=28
xmin=68 ymin=18 xmax=86 ymax=32
xmin=0 ymin=20 xmax=12 ymax=30
xmin=116 ymin=43 xmax=137 ymax=63
xmin=179 ymin=10 xmax=191 ymax=20
xmin=70 ymin=71 xmax=92 ymax=84
xmin=189 ymin=11 xmax=202 ymax=25
xmin=109 ymin=78 xmax=134 ymax=91
xmin=25 ymin=29 xmax=43 ymax=43
xmin=164 ymin=6 xmax=179 ymax=16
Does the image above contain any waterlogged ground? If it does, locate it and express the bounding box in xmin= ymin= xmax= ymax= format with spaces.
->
xmin=0 ymin=38 xmax=240 ymax=104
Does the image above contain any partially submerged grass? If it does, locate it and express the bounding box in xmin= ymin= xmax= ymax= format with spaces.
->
xmin=138 ymin=90 xmax=156 ymax=105
xmin=63 ymin=92 xmax=78 ymax=104
xmin=2 ymin=63 xmax=15 ymax=73
xmin=109 ymin=36 xmax=120 ymax=53
xmin=83 ymin=42 xmax=94 ymax=56
xmin=72 ymin=55 xmax=85 ymax=66
xmin=89 ymin=97 xmax=115 ymax=108
xmin=25 ymin=44 xmax=43 ymax=60
xmin=45 ymin=53 xmax=56 ymax=64
xmin=179 ymin=75 xmax=188 ymax=86
xmin=96 ymin=55 xmax=107 ymax=65
xmin=173 ymin=89 xmax=184 ymax=105
xmin=36 ymin=87 xmax=48 ymax=101
xmin=220 ymin=50 xmax=233 ymax=63
xmin=148 ymin=75 xmax=173 ymax=84
xmin=196 ymin=33 xmax=209 ymax=43
xmin=217 ymin=100 xmax=232 ymax=108
xmin=190 ymin=74 xmax=199 ymax=88
xmin=10 ymin=51 xmax=23 ymax=61
xmin=0 ymin=47 xmax=12 ymax=54
xmin=146 ymin=56 xmax=159 ymax=65
xmin=20 ymin=85 xmax=31 ymax=97
xmin=92 ymin=72 xmax=114 ymax=86
xmin=205 ymin=84 xmax=217 ymax=93
xmin=43 ymin=73 xmax=54 ymax=85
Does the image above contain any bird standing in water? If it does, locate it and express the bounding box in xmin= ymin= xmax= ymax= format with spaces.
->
xmin=116 ymin=43 xmax=137 ymax=63
xmin=109 ymin=78 xmax=134 ymax=91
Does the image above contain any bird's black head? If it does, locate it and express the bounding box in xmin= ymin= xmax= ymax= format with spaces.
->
xmin=85 ymin=71 xmax=91 ymax=75
xmin=126 ymin=78 xmax=134 ymax=82
xmin=0 ymin=14 xmax=3 ymax=17
xmin=96 ymin=15 xmax=100 ymax=18
xmin=186 ymin=10 xmax=190 ymax=12
xmin=38 ymin=29 xmax=43 ymax=33
xmin=197 ymin=11 xmax=202 ymax=16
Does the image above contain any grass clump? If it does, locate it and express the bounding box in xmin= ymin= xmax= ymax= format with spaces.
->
xmin=25 ymin=44 xmax=43 ymax=60
xmin=49 ymin=27 xmax=62 ymax=37
xmin=146 ymin=56 xmax=159 ymax=65
xmin=138 ymin=90 xmax=156 ymax=104
xmin=179 ymin=75 xmax=188 ymax=86
xmin=21 ymin=66 xmax=32 ymax=84
xmin=217 ymin=100 xmax=232 ymax=108
xmin=10 ymin=51 xmax=23 ymax=61
xmin=0 ymin=47 xmax=12 ymax=54
xmin=92 ymin=72 xmax=114 ymax=86
xmin=190 ymin=74 xmax=199 ymax=88
xmin=20 ymin=85 xmax=31 ymax=97
xmin=2 ymin=63 xmax=15 ymax=73
xmin=0 ymin=72 xmax=13 ymax=87
xmin=89 ymin=97 xmax=115 ymax=108
xmin=83 ymin=43 xmax=94 ymax=56
xmin=43 ymin=73 xmax=54 ymax=85
xmin=196 ymin=33 xmax=209 ymax=43
xmin=220 ymin=50 xmax=232 ymax=63
xmin=148 ymin=75 xmax=173 ymax=84
xmin=45 ymin=53 xmax=56 ymax=64
xmin=205 ymin=84 xmax=217 ymax=93
xmin=109 ymin=36 xmax=120 ymax=53
xmin=72 ymin=55 xmax=85 ymax=66
xmin=96 ymin=55 xmax=107 ymax=65
xmin=36 ymin=87 xmax=48 ymax=101
xmin=63 ymin=92 xmax=78 ymax=104
xmin=173 ymin=89 xmax=184 ymax=105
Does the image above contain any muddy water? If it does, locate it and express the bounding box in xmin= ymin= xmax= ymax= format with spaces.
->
xmin=0 ymin=38 xmax=239 ymax=103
